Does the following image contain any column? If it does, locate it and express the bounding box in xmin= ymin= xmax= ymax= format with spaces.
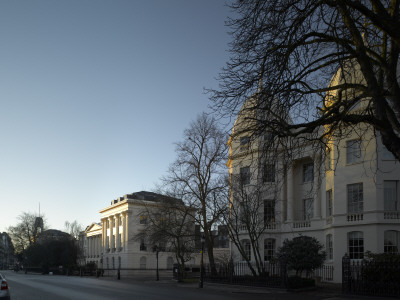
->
xmin=101 ymin=218 xmax=106 ymax=253
xmin=90 ymin=237 xmax=93 ymax=257
xmin=124 ymin=213 xmax=129 ymax=252
xmin=115 ymin=214 xmax=120 ymax=250
xmin=286 ymin=163 xmax=294 ymax=222
xmin=121 ymin=213 xmax=125 ymax=251
xmin=314 ymin=156 xmax=321 ymax=219
xmin=108 ymin=217 xmax=113 ymax=251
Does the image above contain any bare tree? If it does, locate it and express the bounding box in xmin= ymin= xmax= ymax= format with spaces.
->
xmin=135 ymin=197 xmax=196 ymax=280
xmin=7 ymin=212 xmax=45 ymax=254
xmin=64 ymin=220 xmax=83 ymax=240
xmin=220 ymin=173 xmax=280 ymax=277
xmin=210 ymin=0 xmax=400 ymax=159
xmin=162 ymin=113 xmax=228 ymax=275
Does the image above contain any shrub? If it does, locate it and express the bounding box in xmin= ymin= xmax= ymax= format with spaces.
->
xmin=277 ymin=235 xmax=326 ymax=277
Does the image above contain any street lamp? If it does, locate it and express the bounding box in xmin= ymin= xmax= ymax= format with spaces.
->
xmin=199 ymin=234 xmax=205 ymax=288
xmin=153 ymin=245 xmax=159 ymax=281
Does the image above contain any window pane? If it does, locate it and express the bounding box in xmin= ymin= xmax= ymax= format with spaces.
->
xmin=348 ymin=231 xmax=364 ymax=259
xmin=346 ymin=140 xmax=362 ymax=164
xmin=263 ymin=164 xmax=275 ymax=183
xmin=303 ymin=163 xmax=313 ymax=182
xmin=241 ymin=239 xmax=251 ymax=261
xmin=264 ymin=200 xmax=275 ymax=223
xmin=240 ymin=136 xmax=250 ymax=151
xmin=347 ymin=183 xmax=363 ymax=214
xmin=326 ymin=234 xmax=333 ymax=260
xmin=326 ymin=190 xmax=333 ymax=217
xmin=384 ymin=231 xmax=398 ymax=253
xmin=240 ymin=167 xmax=250 ymax=185
xmin=264 ymin=239 xmax=275 ymax=261
xmin=384 ymin=181 xmax=398 ymax=211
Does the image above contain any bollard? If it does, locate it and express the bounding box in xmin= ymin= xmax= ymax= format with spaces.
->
xmin=117 ymin=269 xmax=120 ymax=280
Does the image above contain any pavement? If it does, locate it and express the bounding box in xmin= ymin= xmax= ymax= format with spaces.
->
xmin=95 ymin=274 xmax=394 ymax=300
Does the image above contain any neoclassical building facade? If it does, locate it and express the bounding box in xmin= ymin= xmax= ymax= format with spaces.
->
xmin=228 ymin=88 xmax=400 ymax=282
xmin=83 ymin=191 xmax=180 ymax=271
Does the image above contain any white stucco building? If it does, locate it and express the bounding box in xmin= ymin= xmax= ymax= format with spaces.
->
xmin=228 ymin=76 xmax=400 ymax=283
xmin=82 ymin=191 xmax=187 ymax=272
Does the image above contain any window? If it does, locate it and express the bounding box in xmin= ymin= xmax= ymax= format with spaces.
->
xmin=264 ymin=239 xmax=275 ymax=261
xmin=239 ymin=202 xmax=247 ymax=224
xmin=347 ymin=183 xmax=363 ymax=214
xmin=325 ymin=148 xmax=332 ymax=171
xmin=263 ymin=164 xmax=275 ymax=183
xmin=348 ymin=231 xmax=364 ymax=259
xmin=264 ymin=200 xmax=275 ymax=223
xmin=140 ymin=238 xmax=147 ymax=251
xmin=326 ymin=190 xmax=333 ymax=217
xmin=240 ymin=136 xmax=250 ymax=151
xmin=346 ymin=140 xmax=362 ymax=164
xmin=140 ymin=256 xmax=147 ymax=270
xmin=382 ymin=145 xmax=395 ymax=160
xmin=139 ymin=215 xmax=147 ymax=225
xmin=218 ymin=235 xmax=229 ymax=248
xmin=303 ymin=198 xmax=314 ymax=220
xmin=384 ymin=231 xmax=399 ymax=253
xmin=326 ymin=234 xmax=333 ymax=261
xmin=264 ymin=133 xmax=274 ymax=144
xmin=241 ymin=239 xmax=251 ymax=261
xmin=167 ymin=257 xmax=174 ymax=270
xmin=303 ymin=162 xmax=314 ymax=183
xmin=384 ymin=181 xmax=398 ymax=211
xmin=240 ymin=167 xmax=250 ymax=186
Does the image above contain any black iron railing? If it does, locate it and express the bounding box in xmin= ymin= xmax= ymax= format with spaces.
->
xmin=342 ymin=254 xmax=400 ymax=297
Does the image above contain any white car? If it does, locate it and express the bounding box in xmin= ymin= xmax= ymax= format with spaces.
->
xmin=0 ymin=273 xmax=10 ymax=300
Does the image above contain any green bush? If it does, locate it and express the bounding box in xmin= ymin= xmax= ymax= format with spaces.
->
xmin=277 ymin=235 xmax=326 ymax=277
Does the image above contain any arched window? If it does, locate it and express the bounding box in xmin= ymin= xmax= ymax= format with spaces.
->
xmin=167 ymin=257 xmax=174 ymax=270
xmin=140 ymin=256 xmax=147 ymax=270
xmin=384 ymin=230 xmax=399 ymax=253
xmin=241 ymin=239 xmax=251 ymax=261
xmin=264 ymin=238 xmax=275 ymax=261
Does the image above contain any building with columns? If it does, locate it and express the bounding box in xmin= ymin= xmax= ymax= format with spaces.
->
xmin=82 ymin=222 xmax=102 ymax=267
xmin=83 ymin=191 xmax=182 ymax=271
xmin=228 ymin=91 xmax=400 ymax=282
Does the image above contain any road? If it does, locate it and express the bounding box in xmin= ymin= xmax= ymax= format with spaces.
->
xmin=0 ymin=270 xmax=386 ymax=300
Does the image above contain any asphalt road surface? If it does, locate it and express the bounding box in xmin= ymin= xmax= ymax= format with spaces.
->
xmin=1 ymin=270 xmax=386 ymax=300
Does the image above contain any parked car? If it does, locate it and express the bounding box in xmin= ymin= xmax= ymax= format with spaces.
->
xmin=0 ymin=273 xmax=10 ymax=300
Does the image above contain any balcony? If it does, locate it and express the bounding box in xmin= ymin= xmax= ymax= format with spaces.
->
xmin=384 ymin=211 xmax=400 ymax=219
xmin=293 ymin=220 xmax=311 ymax=228
xmin=347 ymin=213 xmax=363 ymax=222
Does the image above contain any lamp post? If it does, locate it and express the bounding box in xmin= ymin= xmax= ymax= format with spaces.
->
xmin=153 ymin=245 xmax=159 ymax=281
xmin=199 ymin=234 xmax=205 ymax=288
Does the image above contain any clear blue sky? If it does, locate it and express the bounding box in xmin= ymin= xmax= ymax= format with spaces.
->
xmin=0 ymin=0 xmax=232 ymax=232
